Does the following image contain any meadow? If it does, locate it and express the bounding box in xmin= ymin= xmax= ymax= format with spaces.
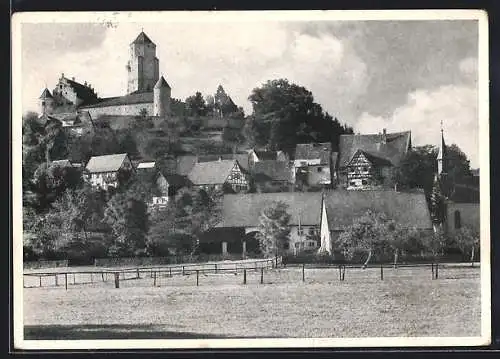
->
xmin=23 ymin=263 xmax=481 ymax=340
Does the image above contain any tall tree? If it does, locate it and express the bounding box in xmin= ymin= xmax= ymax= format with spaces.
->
xmin=246 ymin=79 xmax=353 ymax=155
xmin=185 ymin=92 xmax=208 ymax=117
xmin=256 ymin=201 xmax=291 ymax=257
xmin=338 ymin=210 xmax=392 ymax=268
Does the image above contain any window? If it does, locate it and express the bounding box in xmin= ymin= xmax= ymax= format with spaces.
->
xmin=317 ymin=167 xmax=323 ymax=172
xmin=297 ymin=228 xmax=304 ymax=236
xmin=41 ymin=101 xmax=45 ymax=106
xmin=361 ymin=180 xmax=368 ymax=185
xmin=283 ymin=243 xmax=289 ymax=250
xmin=362 ymin=166 xmax=368 ymax=172
xmin=349 ymin=181 xmax=356 ymax=187
xmin=294 ymin=242 xmax=301 ymax=248
xmin=454 ymin=210 xmax=462 ymax=229
xmin=301 ymin=161 xmax=307 ymax=166
xmin=232 ymin=172 xmax=241 ymax=180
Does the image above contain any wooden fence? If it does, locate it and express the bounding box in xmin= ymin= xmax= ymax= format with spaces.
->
xmin=23 ymin=256 xmax=282 ymax=289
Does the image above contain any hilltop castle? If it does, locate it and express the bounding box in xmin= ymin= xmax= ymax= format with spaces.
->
xmin=38 ymin=31 xmax=172 ymax=119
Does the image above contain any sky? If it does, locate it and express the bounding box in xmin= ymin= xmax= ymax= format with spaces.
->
xmin=20 ymin=18 xmax=480 ymax=167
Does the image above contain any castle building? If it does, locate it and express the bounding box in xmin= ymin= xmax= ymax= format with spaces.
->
xmin=39 ymin=31 xmax=172 ymax=119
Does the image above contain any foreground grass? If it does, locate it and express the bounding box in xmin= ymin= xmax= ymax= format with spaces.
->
xmin=23 ymin=266 xmax=481 ymax=339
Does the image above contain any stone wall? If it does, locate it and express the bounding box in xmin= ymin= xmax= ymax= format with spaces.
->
xmin=446 ymin=202 xmax=480 ymax=235
xmin=85 ymin=102 xmax=154 ymax=118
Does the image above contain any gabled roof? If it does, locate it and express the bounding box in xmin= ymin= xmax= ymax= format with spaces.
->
xmin=324 ymin=190 xmax=432 ymax=230
xmin=346 ymin=149 xmax=393 ymax=167
xmin=339 ymin=131 xmax=411 ymax=168
xmin=251 ymin=160 xmax=292 ymax=182
xmin=132 ymin=31 xmax=154 ymax=45
xmin=137 ymin=161 xmax=156 ymax=169
xmin=59 ymin=77 xmax=98 ymax=104
xmin=187 ymin=160 xmax=240 ymax=185
xmin=85 ymin=153 xmax=129 ymax=173
xmin=218 ymin=192 xmax=322 ymax=228
xmin=295 ymin=142 xmax=332 ymax=164
xmin=252 ymin=150 xmax=279 ymax=161
xmin=39 ymin=88 xmax=53 ymax=99
xmin=50 ymin=159 xmax=73 ymax=168
xmin=176 ymin=155 xmax=198 ymax=176
xmin=154 ymin=76 xmax=170 ymax=89
xmin=158 ymin=172 xmax=190 ymax=188
xmin=79 ymin=91 xmax=153 ymax=109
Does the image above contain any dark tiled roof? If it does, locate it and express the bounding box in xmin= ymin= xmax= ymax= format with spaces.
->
xmin=346 ymin=149 xmax=393 ymax=167
xmin=187 ymin=160 xmax=238 ymax=185
xmin=176 ymin=155 xmax=198 ymax=176
xmin=62 ymin=78 xmax=98 ymax=104
xmin=154 ymin=76 xmax=171 ymax=89
xmin=79 ymin=91 xmax=153 ymax=109
xmin=39 ymin=88 xmax=53 ymax=99
xmin=254 ymin=150 xmax=279 ymax=161
xmin=339 ymin=131 xmax=411 ymax=168
xmin=251 ymin=161 xmax=293 ymax=182
xmin=132 ymin=31 xmax=154 ymax=45
xmin=85 ymin=153 xmax=129 ymax=173
xmin=324 ymin=190 xmax=432 ymax=230
xmin=295 ymin=143 xmax=332 ymax=164
xmin=218 ymin=192 xmax=322 ymax=228
xmin=163 ymin=173 xmax=190 ymax=188
xmin=448 ymin=184 xmax=480 ymax=204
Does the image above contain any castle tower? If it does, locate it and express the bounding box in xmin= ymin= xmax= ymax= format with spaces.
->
xmin=153 ymin=76 xmax=171 ymax=117
xmin=126 ymin=31 xmax=160 ymax=94
xmin=39 ymin=88 xmax=55 ymax=115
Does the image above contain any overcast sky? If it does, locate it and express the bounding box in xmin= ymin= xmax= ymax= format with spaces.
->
xmin=20 ymin=19 xmax=480 ymax=167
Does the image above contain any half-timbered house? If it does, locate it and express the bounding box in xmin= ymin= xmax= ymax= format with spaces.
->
xmin=187 ymin=159 xmax=250 ymax=192
xmin=338 ymin=129 xmax=411 ymax=190
xmin=84 ymin=153 xmax=134 ymax=191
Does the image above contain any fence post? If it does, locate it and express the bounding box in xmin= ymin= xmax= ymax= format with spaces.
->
xmin=214 ymin=264 xmax=217 ymax=274
xmin=342 ymin=265 xmax=346 ymax=281
xmin=101 ymin=272 xmax=105 ymax=282
xmin=169 ymin=267 xmax=172 ymax=277
xmin=114 ymin=272 xmax=120 ymax=288
xmin=73 ymin=273 xmax=76 ymax=285
xmin=243 ymin=269 xmax=247 ymax=284
xmin=196 ymin=270 xmax=199 ymax=286
xmin=302 ymin=263 xmax=305 ymax=282
xmin=55 ymin=274 xmax=58 ymax=287
xmin=261 ymin=267 xmax=264 ymax=284
xmin=275 ymin=254 xmax=278 ymax=268
xmin=65 ymin=273 xmax=68 ymax=290
xmin=136 ymin=268 xmax=140 ymax=279
xmin=182 ymin=266 xmax=185 ymax=275
xmin=90 ymin=272 xmax=93 ymax=283
xmin=435 ymin=263 xmax=439 ymax=279
xmin=380 ymin=264 xmax=384 ymax=280
xmin=431 ymin=263 xmax=435 ymax=280
xmin=153 ymin=271 xmax=157 ymax=287
xmin=39 ymin=276 xmax=42 ymax=287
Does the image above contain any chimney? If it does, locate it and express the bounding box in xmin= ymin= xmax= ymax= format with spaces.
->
xmin=61 ymin=73 xmax=65 ymax=78
xmin=381 ymin=128 xmax=387 ymax=144
xmin=72 ymin=77 xmax=75 ymax=81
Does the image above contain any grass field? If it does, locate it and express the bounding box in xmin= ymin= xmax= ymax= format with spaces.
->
xmin=23 ymin=265 xmax=481 ymax=339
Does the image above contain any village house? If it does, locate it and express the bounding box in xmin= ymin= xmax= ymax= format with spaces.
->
xmin=293 ymin=142 xmax=335 ymax=187
xmin=187 ymin=159 xmax=250 ymax=193
xmin=337 ymin=129 xmax=411 ymax=190
xmin=84 ymin=153 xmax=135 ymax=191
xmin=318 ymin=190 xmax=433 ymax=255
xmin=250 ymin=160 xmax=294 ymax=192
xmin=217 ymin=192 xmax=323 ymax=256
xmin=216 ymin=190 xmax=432 ymax=257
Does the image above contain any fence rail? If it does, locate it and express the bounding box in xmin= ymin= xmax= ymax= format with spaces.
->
xmin=23 ymin=258 xmax=478 ymax=290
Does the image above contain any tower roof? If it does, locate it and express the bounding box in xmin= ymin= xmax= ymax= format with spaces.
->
xmin=154 ymin=76 xmax=171 ymax=89
xmin=132 ymin=31 xmax=154 ymax=45
xmin=39 ymin=88 xmax=53 ymax=99
xmin=437 ymin=128 xmax=446 ymax=160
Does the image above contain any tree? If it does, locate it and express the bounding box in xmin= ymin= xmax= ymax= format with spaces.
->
xmin=185 ymin=92 xmax=208 ymax=117
xmin=419 ymin=229 xmax=447 ymax=263
xmin=453 ymin=225 xmax=480 ymax=266
xmin=246 ymin=79 xmax=353 ymax=155
xmin=338 ymin=210 xmax=393 ymax=268
xmin=214 ymin=85 xmax=238 ymax=117
xmin=103 ymin=190 xmax=149 ymax=257
xmin=256 ymin=201 xmax=291 ymax=257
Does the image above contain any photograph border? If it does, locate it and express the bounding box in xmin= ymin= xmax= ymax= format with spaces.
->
xmin=11 ymin=9 xmax=492 ymax=350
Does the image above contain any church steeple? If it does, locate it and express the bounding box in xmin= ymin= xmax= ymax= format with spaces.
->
xmin=437 ymin=120 xmax=447 ymax=176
